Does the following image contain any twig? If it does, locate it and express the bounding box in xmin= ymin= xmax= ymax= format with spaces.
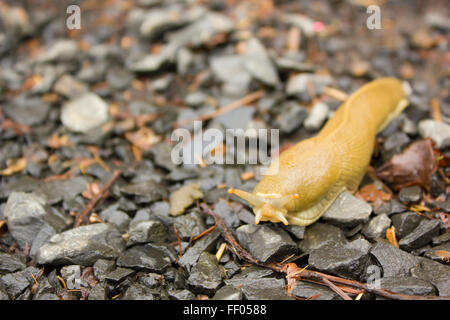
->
xmin=191 ymin=224 xmax=217 ymax=242
xmin=173 ymin=90 xmax=264 ymax=127
xmin=173 ymin=224 xmax=183 ymax=260
xmin=200 ymin=203 xmax=450 ymax=301
xmin=321 ymin=276 xmax=352 ymax=300
xmin=74 ymin=170 xmax=122 ymax=228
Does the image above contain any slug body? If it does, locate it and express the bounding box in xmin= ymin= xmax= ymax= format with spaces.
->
xmin=229 ymin=78 xmax=409 ymax=226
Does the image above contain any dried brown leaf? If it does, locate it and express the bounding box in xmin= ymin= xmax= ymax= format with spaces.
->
xmin=376 ymin=138 xmax=437 ymax=191
xmin=0 ymin=158 xmax=27 ymax=176
xmin=386 ymin=226 xmax=399 ymax=248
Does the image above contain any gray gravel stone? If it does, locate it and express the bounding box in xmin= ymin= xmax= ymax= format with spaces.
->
xmin=425 ymin=243 xmax=450 ymax=263
xmin=61 ymin=93 xmax=109 ymax=133
xmin=38 ymin=40 xmax=79 ymax=62
xmin=304 ymin=101 xmax=329 ymax=131
xmin=168 ymin=288 xmax=196 ymax=300
xmin=290 ymin=281 xmax=340 ymax=300
xmin=213 ymin=200 xmax=240 ymax=228
xmin=116 ymin=244 xmax=170 ymax=273
xmin=121 ymin=283 xmax=157 ymax=300
xmin=0 ymin=252 xmax=26 ymax=273
xmin=411 ymin=257 xmax=450 ymax=296
xmin=391 ymin=212 xmax=423 ymax=239
xmin=398 ymin=186 xmax=422 ymax=204
xmin=418 ymin=119 xmax=450 ymax=149
xmin=173 ymin=210 xmax=206 ymax=241
xmin=274 ymin=101 xmax=307 ymax=134
xmin=243 ymin=38 xmax=280 ymax=87
xmin=212 ymin=285 xmax=242 ymax=300
xmin=399 ymin=219 xmax=441 ymax=251
xmin=100 ymin=206 xmax=131 ymax=233
xmin=282 ymin=225 xmax=305 ymax=240
xmin=322 ymin=191 xmax=372 ymax=227
xmin=308 ymin=242 xmax=370 ymax=280
xmin=178 ymin=229 xmax=221 ymax=272
xmin=379 ymin=276 xmax=436 ymax=296
xmin=187 ymin=252 xmax=223 ymax=295
xmin=88 ymin=283 xmax=107 ymax=300
xmin=0 ymin=266 xmax=40 ymax=299
xmin=127 ymin=219 xmax=167 ymax=245
xmin=4 ymin=192 xmax=67 ymax=251
xmin=298 ymin=222 xmax=347 ymax=253
xmin=362 ymin=214 xmax=391 ymax=240
xmin=370 ymin=240 xmax=419 ymax=277
xmin=240 ymin=278 xmax=292 ymax=300
xmin=36 ymin=223 xmax=125 ymax=266
xmin=286 ymin=74 xmax=332 ymax=101
xmin=93 ymin=259 xmax=116 ymax=282
xmin=236 ymin=224 xmax=297 ymax=263
xmin=105 ymin=267 xmax=135 ymax=283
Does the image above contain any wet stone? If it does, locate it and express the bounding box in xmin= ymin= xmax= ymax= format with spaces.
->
xmin=116 ymin=244 xmax=171 ymax=273
xmin=399 ymin=219 xmax=441 ymax=251
xmin=38 ymin=40 xmax=79 ymax=62
xmin=308 ymin=242 xmax=370 ymax=280
xmin=304 ymin=101 xmax=329 ymax=131
xmin=362 ymin=214 xmax=391 ymax=240
xmin=370 ymin=240 xmax=419 ymax=277
xmin=379 ymin=277 xmax=436 ymax=296
xmin=286 ymin=74 xmax=332 ymax=102
xmin=418 ymin=119 xmax=450 ymax=149
xmin=100 ymin=206 xmax=131 ymax=233
xmin=0 ymin=252 xmax=27 ymax=274
xmin=282 ymin=225 xmax=305 ymax=240
xmin=0 ymin=266 xmax=40 ymax=299
xmin=212 ymin=285 xmax=242 ymax=300
xmin=240 ymin=278 xmax=292 ymax=300
xmin=215 ymin=106 xmax=255 ymax=130
xmin=298 ymin=222 xmax=347 ymax=253
xmin=185 ymin=91 xmax=208 ymax=107
xmin=4 ymin=97 xmax=50 ymax=126
xmin=411 ymin=257 xmax=450 ymax=296
xmin=291 ymin=281 xmax=340 ymax=300
xmin=236 ymin=224 xmax=297 ymax=263
xmin=213 ymin=200 xmax=240 ymax=228
xmin=105 ymin=267 xmax=135 ymax=283
xmin=391 ymin=212 xmax=423 ymax=239
xmin=398 ymin=186 xmax=422 ymax=204
xmin=224 ymin=265 xmax=274 ymax=286
xmin=173 ymin=210 xmax=206 ymax=241
xmin=424 ymin=242 xmax=450 ymax=263
xmin=187 ymin=252 xmax=223 ymax=295
xmin=432 ymin=232 xmax=450 ymax=245
xmin=127 ymin=219 xmax=167 ymax=246
xmin=93 ymin=259 xmax=116 ymax=282
xmin=60 ymin=265 xmax=86 ymax=290
xmin=120 ymin=180 xmax=167 ymax=204
xmin=4 ymin=192 xmax=67 ymax=251
xmin=274 ymin=101 xmax=307 ymax=134
xmin=61 ymin=93 xmax=109 ymax=133
xmin=121 ymin=283 xmax=157 ymax=300
xmin=53 ymin=74 xmax=88 ymax=98
xmin=383 ymin=132 xmax=410 ymax=152
xmin=322 ymin=191 xmax=372 ymax=227
xmin=36 ymin=223 xmax=125 ymax=266
xmin=243 ymin=38 xmax=280 ymax=87
xmin=88 ymin=283 xmax=107 ymax=300
xmin=168 ymin=288 xmax=196 ymax=300
xmin=178 ymin=229 xmax=221 ymax=272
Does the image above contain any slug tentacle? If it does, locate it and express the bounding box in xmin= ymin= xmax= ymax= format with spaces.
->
xmin=228 ymin=78 xmax=409 ymax=227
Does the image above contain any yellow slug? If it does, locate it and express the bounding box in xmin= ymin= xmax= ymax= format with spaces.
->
xmin=229 ymin=78 xmax=409 ymax=226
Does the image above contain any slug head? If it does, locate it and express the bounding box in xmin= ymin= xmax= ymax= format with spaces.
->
xmin=228 ymin=188 xmax=299 ymax=225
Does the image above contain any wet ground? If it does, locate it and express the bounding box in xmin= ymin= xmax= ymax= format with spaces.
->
xmin=0 ymin=0 xmax=449 ymax=300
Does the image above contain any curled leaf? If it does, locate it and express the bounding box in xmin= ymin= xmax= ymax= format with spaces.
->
xmin=0 ymin=158 xmax=27 ymax=176
xmin=376 ymin=138 xmax=437 ymax=191
xmin=386 ymin=226 xmax=399 ymax=248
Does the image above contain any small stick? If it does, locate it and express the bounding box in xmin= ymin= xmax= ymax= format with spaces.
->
xmin=216 ymin=243 xmax=227 ymax=262
xmin=174 ymin=90 xmax=264 ymax=127
xmin=201 ymin=203 xmax=450 ymax=301
xmin=191 ymin=224 xmax=217 ymax=242
xmin=74 ymin=170 xmax=122 ymax=228
xmin=321 ymin=276 xmax=352 ymax=300
xmin=173 ymin=224 xmax=183 ymax=260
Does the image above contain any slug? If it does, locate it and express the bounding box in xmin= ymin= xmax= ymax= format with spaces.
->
xmin=228 ymin=77 xmax=409 ymax=226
